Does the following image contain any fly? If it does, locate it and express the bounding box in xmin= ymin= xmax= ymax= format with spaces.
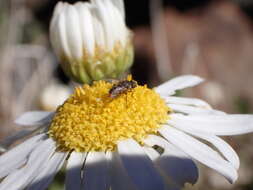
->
xmin=109 ymin=80 xmax=137 ymax=98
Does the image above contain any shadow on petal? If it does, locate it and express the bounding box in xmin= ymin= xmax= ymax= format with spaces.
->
xmin=155 ymin=155 xmax=199 ymax=187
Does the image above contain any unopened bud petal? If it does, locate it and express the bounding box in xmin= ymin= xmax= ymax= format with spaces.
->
xmin=50 ymin=0 xmax=134 ymax=84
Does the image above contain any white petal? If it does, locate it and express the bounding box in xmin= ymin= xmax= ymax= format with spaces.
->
xmin=65 ymin=152 xmax=86 ymax=190
xmin=0 ymin=134 xmax=45 ymax=178
xmin=168 ymin=120 xmax=240 ymax=169
xmin=110 ymin=1 xmax=128 ymax=46
xmin=97 ymin=0 xmax=128 ymax=47
xmin=0 ymin=138 xmax=56 ymax=190
xmin=186 ymin=132 xmax=239 ymax=170
xmin=155 ymin=75 xmax=204 ymax=96
xmin=50 ymin=3 xmax=68 ymax=60
xmin=144 ymin=135 xmax=198 ymax=186
xmin=92 ymin=0 xmax=115 ymax=50
xmin=167 ymin=120 xmax=240 ymax=169
xmin=50 ymin=2 xmax=66 ymax=34
xmin=117 ymin=139 xmax=166 ymax=190
xmin=106 ymin=151 xmax=138 ymax=190
xmin=168 ymin=115 xmax=240 ymax=169
xmin=159 ymin=126 xmax=238 ymax=183
xmin=104 ymin=0 xmax=123 ymax=44
xmin=111 ymin=0 xmax=125 ymax=19
xmin=169 ymin=113 xmax=253 ymax=136
xmin=15 ymin=111 xmax=54 ymax=126
xmin=75 ymin=3 xmax=95 ymax=55
xmin=142 ymin=146 xmax=160 ymax=161
xmin=27 ymin=152 xmax=67 ymax=190
xmin=82 ymin=152 xmax=109 ymax=190
xmin=51 ymin=2 xmax=65 ymax=20
xmin=50 ymin=13 xmax=65 ymax=59
xmin=57 ymin=11 xmax=72 ymax=61
xmin=0 ymin=130 xmax=43 ymax=150
xmin=90 ymin=7 xmax=106 ymax=47
xmin=163 ymin=96 xmax=211 ymax=109
xmin=65 ymin=5 xmax=83 ymax=62
xmin=142 ymin=146 xmax=182 ymax=190
xmin=168 ymin=104 xmax=225 ymax=115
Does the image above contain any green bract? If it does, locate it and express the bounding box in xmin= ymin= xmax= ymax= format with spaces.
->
xmin=61 ymin=42 xmax=134 ymax=84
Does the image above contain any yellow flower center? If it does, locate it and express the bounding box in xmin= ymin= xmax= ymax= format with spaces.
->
xmin=48 ymin=79 xmax=170 ymax=152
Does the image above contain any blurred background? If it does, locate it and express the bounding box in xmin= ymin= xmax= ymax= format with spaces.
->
xmin=0 ymin=0 xmax=253 ymax=189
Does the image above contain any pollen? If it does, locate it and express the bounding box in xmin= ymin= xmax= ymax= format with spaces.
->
xmin=48 ymin=80 xmax=170 ymax=152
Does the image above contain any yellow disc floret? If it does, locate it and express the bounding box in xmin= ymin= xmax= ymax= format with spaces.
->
xmin=48 ymin=80 xmax=170 ymax=152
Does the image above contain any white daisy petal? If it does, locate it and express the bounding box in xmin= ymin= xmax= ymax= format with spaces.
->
xmin=155 ymin=75 xmax=204 ymax=96
xmin=0 ymin=138 xmax=56 ymax=190
xmin=57 ymin=11 xmax=72 ymax=62
xmin=111 ymin=7 xmax=128 ymax=46
xmin=83 ymin=152 xmax=109 ymax=190
xmin=159 ymin=126 xmax=238 ymax=183
xmin=65 ymin=152 xmax=86 ymax=190
xmin=50 ymin=13 xmax=65 ymax=59
xmin=169 ymin=114 xmax=253 ymax=136
xmin=105 ymin=0 xmax=126 ymax=45
xmin=163 ymin=96 xmax=211 ymax=109
xmin=142 ymin=146 xmax=182 ymax=190
xmin=50 ymin=3 xmax=68 ymax=60
xmin=51 ymin=2 xmax=65 ymax=20
xmin=91 ymin=10 xmax=106 ymax=48
xmin=117 ymin=139 xmax=166 ymax=190
xmin=0 ymin=134 xmax=45 ymax=178
xmin=75 ymin=3 xmax=95 ymax=55
xmin=27 ymin=152 xmax=67 ymax=190
xmin=15 ymin=111 xmax=54 ymax=126
xmin=168 ymin=104 xmax=225 ymax=115
xmin=65 ymin=5 xmax=83 ymax=62
xmin=144 ymin=135 xmax=198 ymax=186
xmin=188 ymin=132 xmax=239 ymax=170
xmin=111 ymin=0 xmax=125 ymax=19
xmin=142 ymin=146 xmax=160 ymax=161
xmin=106 ymin=151 xmax=138 ymax=190
xmin=92 ymin=0 xmax=114 ymax=50
xmin=0 ymin=130 xmax=44 ymax=151
xmin=167 ymin=119 xmax=240 ymax=169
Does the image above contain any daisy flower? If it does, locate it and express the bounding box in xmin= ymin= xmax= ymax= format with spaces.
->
xmin=1 ymin=75 xmax=253 ymax=190
xmin=50 ymin=0 xmax=133 ymax=84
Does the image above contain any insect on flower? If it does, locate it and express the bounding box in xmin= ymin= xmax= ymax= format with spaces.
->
xmin=2 ymin=75 xmax=253 ymax=190
xmin=109 ymin=79 xmax=137 ymax=98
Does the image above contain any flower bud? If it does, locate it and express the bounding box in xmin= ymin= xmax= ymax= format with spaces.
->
xmin=50 ymin=0 xmax=134 ymax=84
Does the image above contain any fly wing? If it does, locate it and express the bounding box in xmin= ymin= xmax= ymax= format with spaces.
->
xmin=104 ymin=79 xmax=119 ymax=84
